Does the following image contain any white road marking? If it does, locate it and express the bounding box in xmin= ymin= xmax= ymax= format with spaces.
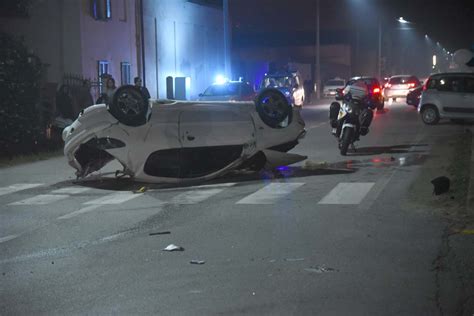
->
xmin=150 ymin=182 xmax=237 ymax=192
xmin=84 ymin=191 xmax=141 ymax=205
xmin=318 ymin=182 xmax=375 ymax=205
xmin=51 ymin=187 xmax=90 ymax=194
xmin=236 ymin=183 xmax=305 ymax=205
xmin=0 ymin=234 xmax=19 ymax=243
xmin=0 ymin=183 xmax=43 ymax=197
xmin=170 ymin=188 xmax=227 ymax=204
xmin=57 ymin=205 xmax=102 ymax=220
xmin=9 ymin=194 xmax=69 ymax=205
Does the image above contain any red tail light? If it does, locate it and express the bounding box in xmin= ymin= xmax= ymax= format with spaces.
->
xmin=373 ymin=87 xmax=380 ymax=94
xmin=408 ymin=83 xmax=415 ymax=88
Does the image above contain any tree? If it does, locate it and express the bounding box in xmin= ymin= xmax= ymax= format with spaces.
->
xmin=0 ymin=32 xmax=46 ymax=158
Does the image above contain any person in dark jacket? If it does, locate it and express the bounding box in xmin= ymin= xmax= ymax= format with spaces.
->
xmin=134 ymin=77 xmax=151 ymax=99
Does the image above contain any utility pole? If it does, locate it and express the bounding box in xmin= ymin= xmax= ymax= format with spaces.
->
xmin=377 ymin=19 xmax=382 ymax=79
xmin=315 ymin=0 xmax=321 ymax=100
xmin=223 ymin=0 xmax=232 ymax=79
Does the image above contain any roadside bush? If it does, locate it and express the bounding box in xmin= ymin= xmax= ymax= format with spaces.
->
xmin=0 ymin=32 xmax=47 ymax=158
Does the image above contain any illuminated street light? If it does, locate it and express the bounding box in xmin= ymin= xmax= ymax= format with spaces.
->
xmin=398 ymin=17 xmax=410 ymax=24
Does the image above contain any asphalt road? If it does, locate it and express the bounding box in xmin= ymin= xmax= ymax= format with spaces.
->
xmin=0 ymin=100 xmax=462 ymax=315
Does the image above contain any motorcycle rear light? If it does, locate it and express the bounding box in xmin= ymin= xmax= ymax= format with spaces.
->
xmin=372 ymin=87 xmax=380 ymax=94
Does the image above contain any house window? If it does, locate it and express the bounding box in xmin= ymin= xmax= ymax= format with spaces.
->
xmin=91 ymin=0 xmax=112 ymax=21
xmin=98 ymin=60 xmax=110 ymax=93
xmin=120 ymin=62 xmax=131 ymax=85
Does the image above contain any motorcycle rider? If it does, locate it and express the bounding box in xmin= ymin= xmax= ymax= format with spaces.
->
xmin=329 ymin=79 xmax=374 ymax=144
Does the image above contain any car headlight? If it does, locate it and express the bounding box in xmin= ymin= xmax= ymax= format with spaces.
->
xmin=284 ymin=91 xmax=291 ymax=96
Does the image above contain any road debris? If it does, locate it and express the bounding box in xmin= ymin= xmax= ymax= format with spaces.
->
xmin=304 ymin=265 xmax=338 ymax=273
xmin=149 ymin=231 xmax=171 ymax=236
xmin=303 ymin=160 xmax=328 ymax=170
xmin=190 ymin=260 xmax=206 ymax=265
xmin=134 ymin=186 xmax=148 ymax=194
xmin=285 ymin=258 xmax=305 ymax=262
xmin=163 ymin=244 xmax=184 ymax=252
xmin=431 ymin=176 xmax=450 ymax=195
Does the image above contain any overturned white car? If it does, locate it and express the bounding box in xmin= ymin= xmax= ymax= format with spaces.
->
xmin=63 ymin=86 xmax=306 ymax=183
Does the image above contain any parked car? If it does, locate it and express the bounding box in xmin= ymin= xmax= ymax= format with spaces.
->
xmin=323 ymin=78 xmax=346 ymax=97
xmin=198 ymin=81 xmax=256 ymax=101
xmin=383 ymin=75 xmax=421 ymax=101
xmin=63 ymin=86 xmax=307 ymax=183
xmin=261 ymin=71 xmax=305 ymax=107
xmin=406 ymin=86 xmax=423 ymax=107
xmin=344 ymin=76 xmax=385 ymax=110
xmin=418 ymin=72 xmax=474 ymax=125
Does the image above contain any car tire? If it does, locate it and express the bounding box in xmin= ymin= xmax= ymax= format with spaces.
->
xmin=109 ymin=85 xmax=150 ymax=127
xmin=420 ymin=105 xmax=440 ymax=125
xmin=255 ymin=88 xmax=292 ymax=128
xmin=377 ymin=101 xmax=384 ymax=111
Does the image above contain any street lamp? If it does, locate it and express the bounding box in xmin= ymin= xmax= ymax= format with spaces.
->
xmin=398 ymin=17 xmax=409 ymax=24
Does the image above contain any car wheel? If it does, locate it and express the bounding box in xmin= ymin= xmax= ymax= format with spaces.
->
xmin=255 ymin=88 xmax=292 ymax=128
xmin=421 ymin=105 xmax=440 ymax=125
xmin=377 ymin=101 xmax=384 ymax=111
xmin=109 ymin=85 xmax=150 ymax=127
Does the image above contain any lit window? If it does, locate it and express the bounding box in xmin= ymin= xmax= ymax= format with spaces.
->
xmin=91 ymin=0 xmax=112 ymax=21
xmin=98 ymin=60 xmax=110 ymax=93
xmin=121 ymin=62 xmax=131 ymax=85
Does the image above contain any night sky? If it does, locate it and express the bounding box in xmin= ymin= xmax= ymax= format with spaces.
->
xmin=231 ymin=0 xmax=474 ymax=51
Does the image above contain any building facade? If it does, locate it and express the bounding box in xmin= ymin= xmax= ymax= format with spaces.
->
xmin=0 ymin=0 xmax=225 ymax=101
xmin=141 ymin=0 xmax=225 ymax=99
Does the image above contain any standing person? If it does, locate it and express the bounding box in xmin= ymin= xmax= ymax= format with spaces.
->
xmin=105 ymin=76 xmax=117 ymax=101
xmin=134 ymin=77 xmax=151 ymax=99
xmin=97 ymin=75 xmax=117 ymax=104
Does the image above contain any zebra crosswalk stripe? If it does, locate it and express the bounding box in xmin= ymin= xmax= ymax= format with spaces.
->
xmin=51 ymin=187 xmax=90 ymax=194
xmin=84 ymin=191 xmax=141 ymax=205
xmin=170 ymin=188 xmax=227 ymax=204
xmin=0 ymin=183 xmax=44 ymax=197
xmin=318 ymin=182 xmax=375 ymax=205
xmin=9 ymin=194 xmax=69 ymax=206
xmin=236 ymin=182 xmax=305 ymax=205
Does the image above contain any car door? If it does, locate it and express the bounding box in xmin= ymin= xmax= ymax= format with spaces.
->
xmin=460 ymin=76 xmax=474 ymax=117
xmin=177 ymin=104 xmax=256 ymax=177
xmin=437 ymin=75 xmax=466 ymax=115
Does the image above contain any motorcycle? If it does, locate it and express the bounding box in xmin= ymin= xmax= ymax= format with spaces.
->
xmin=329 ymin=83 xmax=375 ymax=156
